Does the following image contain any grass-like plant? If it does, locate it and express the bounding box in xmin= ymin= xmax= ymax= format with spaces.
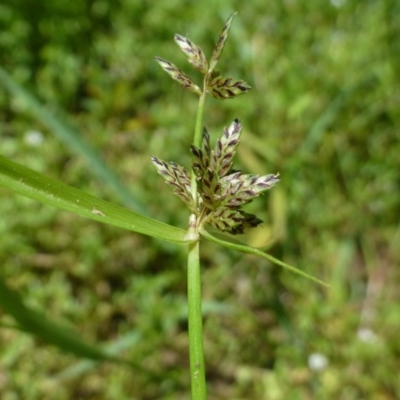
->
xmin=151 ymin=14 xmax=328 ymax=398
xmin=0 ymin=12 xmax=327 ymax=399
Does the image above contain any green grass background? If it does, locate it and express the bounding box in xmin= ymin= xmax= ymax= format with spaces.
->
xmin=1 ymin=0 xmax=399 ymax=398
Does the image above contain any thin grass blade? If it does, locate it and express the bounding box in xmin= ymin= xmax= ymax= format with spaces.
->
xmin=0 ymin=277 xmax=121 ymax=362
xmin=200 ymin=229 xmax=329 ymax=286
xmin=0 ymin=155 xmax=188 ymax=244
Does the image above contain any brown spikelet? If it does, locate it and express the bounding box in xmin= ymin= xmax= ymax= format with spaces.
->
xmin=220 ymin=173 xmax=280 ymax=208
xmin=192 ymin=121 xmax=279 ymax=233
xmin=155 ymin=57 xmax=202 ymax=95
xmin=153 ymin=118 xmax=279 ymax=235
xmin=210 ymin=119 xmax=241 ymax=178
xmin=174 ymin=34 xmax=208 ymax=74
xmin=208 ymin=208 xmax=241 ymax=232
xmin=190 ymin=127 xmax=211 ymax=179
xmin=191 ymin=128 xmax=221 ymax=210
xmin=200 ymin=167 xmax=223 ymax=210
xmin=207 ymin=208 xmax=263 ymax=235
xmin=151 ymin=156 xmax=195 ymax=210
xmin=209 ymin=12 xmax=236 ymax=73
xmin=206 ymin=73 xmax=251 ymax=99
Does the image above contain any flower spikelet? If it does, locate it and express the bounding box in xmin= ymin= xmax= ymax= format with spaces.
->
xmin=189 ymin=119 xmax=280 ymax=234
xmin=174 ymin=34 xmax=208 ymax=74
xmin=210 ymin=119 xmax=241 ymax=177
xmin=220 ymin=173 xmax=280 ymax=208
xmin=208 ymin=208 xmax=263 ymax=235
xmin=190 ymin=129 xmax=219 ymax=210
xmin=206 ymin=73 xmax=251 ymax=100
xmin=155 ymin=57 xmax=202 ymax=95
xmin=190 ymin=127 xmax=211 ymax=180
xmin=209 ymin=12 xmax=236 ymax=73
xmin=151 ymin=156 xmax=195 ymax=211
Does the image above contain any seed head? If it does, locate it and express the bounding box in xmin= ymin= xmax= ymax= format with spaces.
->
xmin=206 ymin=73 xmax=251 ymax=100
xmin=209 ymin=12 xmax=237 ymax=73
xmin=151 ymin=156 xmax=195 ymax=211
xmin=155 ymin=57 xmax=202 ymax=95
xmin=189 ymin=120 xmax=280 ymax=234
xmin=174 ymin=34 xmax=208 ymax=74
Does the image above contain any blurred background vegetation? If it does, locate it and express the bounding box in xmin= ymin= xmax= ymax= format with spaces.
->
xmin=1 ymin=0 xmax=399 ymax=399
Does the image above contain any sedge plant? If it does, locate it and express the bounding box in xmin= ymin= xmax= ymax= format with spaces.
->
xmin=151 ymin=13 xmax=327 ymax=399
xmin=0 ymin=12 xmax=328 ymax=400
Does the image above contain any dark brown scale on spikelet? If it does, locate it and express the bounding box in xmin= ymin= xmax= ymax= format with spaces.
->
xmin=206 ymin=73 xmax=251 ymax=100
xmin=151 ymin=156 xmax=195 ymax=211
xmin=174 ymin=34 xmax=208 ymax=74
xmin=155 ymin=57 xmax=202 ymax=95
xmin=209 ymin=12 xmax=236 ymax=73
xmin=210 ymin=119 xmax=241 ymax=177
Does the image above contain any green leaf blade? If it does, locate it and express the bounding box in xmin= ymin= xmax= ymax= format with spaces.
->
xmin=0 ymin=277 xmax=115 ymax=362
xmin=200 ymin=229 xmax=329 ymax=287
xmin=0 ymin=155 xmax=189 ymax=245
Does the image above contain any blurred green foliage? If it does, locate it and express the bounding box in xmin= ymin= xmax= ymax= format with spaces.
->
xmin=1 ymin=0 xmax=400 ymax=399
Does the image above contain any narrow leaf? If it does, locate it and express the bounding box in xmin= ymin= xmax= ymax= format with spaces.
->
xmin=0 ymin=277 xmax=118 ymax=362
xmin=200 ymin=229 xmax=329 ymax=286
xmin=54 ymin=331 xmax=166 ymax=381
xmin=54 ymin=332 xmax=142 ymax=380
xmin=0 ymin=155 xmax=189 ymax=245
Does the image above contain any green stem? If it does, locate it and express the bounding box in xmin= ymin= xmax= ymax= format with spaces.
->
xmin=191 ymin=85 xmax=207 ymax=201
xmin=187 ymin=83 xmax=207 ymax=399
xmin=193 ymin=89 xmax=207 ymax=148
xmin=187 ymin=239 xmax=206 ymax=400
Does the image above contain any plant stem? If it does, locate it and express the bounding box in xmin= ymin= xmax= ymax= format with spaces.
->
xmin=187 ymin=83 xmax=207 ymax=399
xmin=193 ymin=88 xmax=207 ymax=148
xmin=191 ymin=85 xmax=207 ymax=201
xmin=187 ymin=239 xmax=206 ymax=400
